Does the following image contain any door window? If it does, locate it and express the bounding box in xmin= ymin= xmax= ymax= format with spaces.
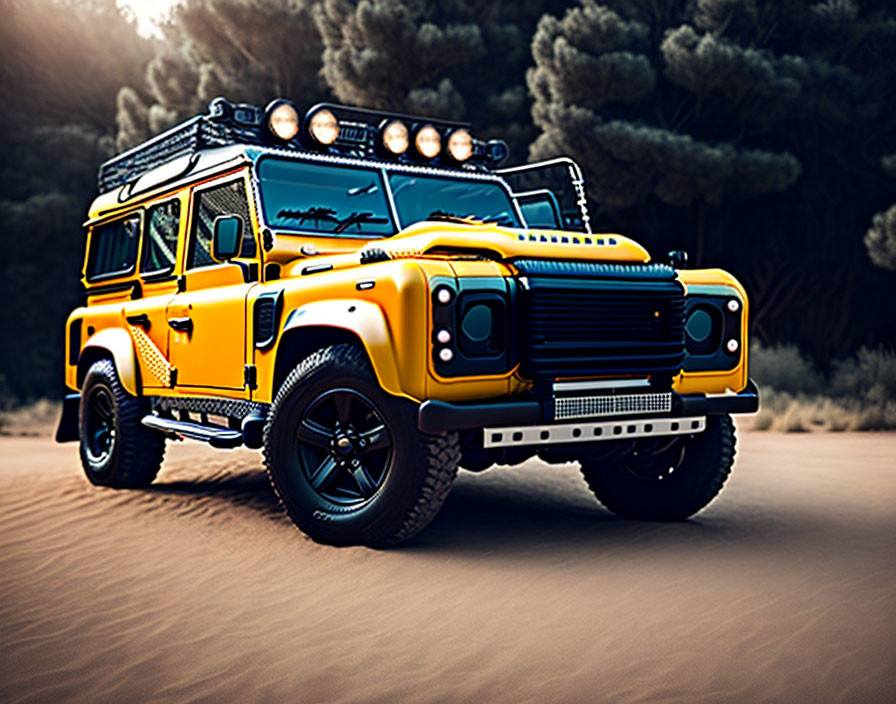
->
xmin=188 ymin=180 xmax=255 ymax=269
xmin=141 ymin=199 xmax=181 ymax=275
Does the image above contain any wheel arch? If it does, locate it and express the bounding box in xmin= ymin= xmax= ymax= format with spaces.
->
xmin=272 ymin=300 xmax=410 ymax=402
xmin=77 ymin=328 xmax=140 ymax=397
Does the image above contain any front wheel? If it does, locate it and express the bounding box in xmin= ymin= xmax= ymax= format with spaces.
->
xmin=264 ymin=344 xmax=460 ymax=547
xmin=579 ymin=414 xmax=736 ymax=520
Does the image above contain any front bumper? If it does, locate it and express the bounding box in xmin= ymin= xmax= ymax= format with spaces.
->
xmin=418 ymin=378 xmax=759 ymax=434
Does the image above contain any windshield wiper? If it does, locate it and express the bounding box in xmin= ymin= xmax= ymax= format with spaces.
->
xmin=481 ymin=212 xmax=515 ymax=227
xmin=426 ymin=210 xmax=481 ymax=224
xmin=334 ymin=211 xmax=389 ymax=234
xmin=277 ymin=207 xmax=338 ymax=226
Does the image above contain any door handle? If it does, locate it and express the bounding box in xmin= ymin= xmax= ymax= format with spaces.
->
xmin=126 ymin=313 xmax=150 ymax=329
xmin=167 ymin=316 xmax=193 ymax=333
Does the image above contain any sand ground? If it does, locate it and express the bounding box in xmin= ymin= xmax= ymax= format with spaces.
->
xmin=1 ymin=429 xmax=895 ymax=703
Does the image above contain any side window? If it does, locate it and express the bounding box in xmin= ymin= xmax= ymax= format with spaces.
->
xmin=86 ymin=215 xmax=140 ymax=281
xmin=141 ymin=199 xmax=181 ymax=275
xmin=188 ymin=179 xmax=255 ymax=269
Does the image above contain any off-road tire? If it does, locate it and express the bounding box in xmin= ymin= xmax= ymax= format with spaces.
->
xmin=580 ymin=414 xmax=736 ymax=520
xmin=78 ymin=358 xmax=165 ymax=488
xmin=264 ymin=344 xmax=460 ymax=547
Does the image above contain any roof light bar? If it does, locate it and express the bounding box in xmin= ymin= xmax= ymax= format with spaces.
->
xmin=308 ymin=108 xmax=339 ymax=146
xmin=265 ymin=99 xmax=300 ymax=141
xmin=414 ymin=125 xmax=441 ymax=159
xmin=380 ymin=120 xmax=409 ymax=155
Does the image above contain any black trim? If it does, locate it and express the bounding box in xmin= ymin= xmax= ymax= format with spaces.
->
xmin=126 ymin=313 xmax=150 ymax=329
xmin=55 ymin=393 xmax=81 ymax=443
xmin=253 ymin=290 xmax=283 ymax=350
xmin=418 ymin=399 xmax=541 ymax=433
xmin=83 ymin=280 xmax=141 ymax=297
xmin=68 ymin=319 xmax=82 ymax=366
xmin=417 ymin=380 xmax=760 ymax=433
xmin=675 ymin=379 xmax=760 ymax=415
xmin=141 ymin=271 xmax=177 ymax=284
xmin=244 ymin=364 xmax=258 ymax=390
xmin=302 ymin=262 xmax=334 ymax=275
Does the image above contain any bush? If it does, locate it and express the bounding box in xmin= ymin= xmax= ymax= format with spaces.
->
xmin=749 ymin=344 xmax=896 ymax=431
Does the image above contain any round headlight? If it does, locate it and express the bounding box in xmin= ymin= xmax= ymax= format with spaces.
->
xmin=381 ymin=120 xmax=409 ymax=155
xmin=685 ymin=308 xmax=713 ymax=343
xmin=266 ymin=100 xmax=299 ymax=141
xmin=414 ymin=125 xmax=441 ymax=159
xmin=461 ymin=304 xmax=493 ymax=343
xmin=447 ymin=129 xmax=473 ymax=162
xmin=308 ymin=108 xmax=339 ymax=146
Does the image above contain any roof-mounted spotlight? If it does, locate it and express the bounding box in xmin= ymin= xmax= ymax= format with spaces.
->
xmin=447 ymin=128 xmax=473 ymax=163
xmin=380 ymin=119 xmax=409 ymax=155
xmin=414 ymin=124 xmax=441 ymax=159
xmin=307 ymin=107 xmax=340 ymax=147
xmin=264 ymin=99 xmax=300 ymax=141
xmin=485 ymin=139 xmax=509 ymax=166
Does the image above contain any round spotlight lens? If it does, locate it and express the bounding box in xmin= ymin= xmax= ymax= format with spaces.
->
xmin=309 ymin=108 xmax=339 ymax=146
xmin=381 ymin=120 xmax=409 ymax=155
xmin=439 ymin=348 xmax=454 ymax=362
xmin=415 ymin=125 xmax=441 ymax=159
xmin=436 ymin=329 xmax=452 ymax=344
xmin=266 ymin=101 xmax=300 ymax=141
xmin=447 ymin=129 xmax=473 ymax=162
xmin=727 ymin=298 xmax=740 ymax=313
xmin=726 ymin=339 xmax=740 ymax=353
xmin=436 ymin=287 xmax=453 ymax=304
xmin=685 ymin=309 xmax=713 ymax=343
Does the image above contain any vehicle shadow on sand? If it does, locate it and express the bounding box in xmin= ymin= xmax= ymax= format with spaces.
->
xmin=134 ymin=460 xmax=849 ymax=556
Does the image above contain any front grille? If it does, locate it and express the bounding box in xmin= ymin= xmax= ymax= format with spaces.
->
xmin=554 ymin=392 xmax=672 ymax=420
xmin=515 ymin=259 xmax=685 ymax=380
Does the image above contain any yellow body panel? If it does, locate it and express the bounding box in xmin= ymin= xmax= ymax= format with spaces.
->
xmin=67 ymin=156 xmax=752 ymax=418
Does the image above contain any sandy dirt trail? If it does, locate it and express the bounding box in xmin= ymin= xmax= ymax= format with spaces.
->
xmin=1 ymin=430 xmax=895 ymax=703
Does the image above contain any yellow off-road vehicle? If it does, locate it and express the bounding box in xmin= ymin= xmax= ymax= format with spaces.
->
xmin=56 ymin=98 xmax=758 ymax=546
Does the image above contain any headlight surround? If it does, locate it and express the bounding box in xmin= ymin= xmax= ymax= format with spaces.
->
xmin=682 ymin=293 xmax=743 ymax=372
xmin=430 ymin=277 xmax=514 ymax=377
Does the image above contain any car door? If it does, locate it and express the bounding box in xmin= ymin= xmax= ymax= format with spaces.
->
xmin=166 ymin=174 xmax=258 ymax=393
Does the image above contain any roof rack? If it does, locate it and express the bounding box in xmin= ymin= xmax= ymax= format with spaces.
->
xmin=98 ymin=97 xmax=510 ymax=194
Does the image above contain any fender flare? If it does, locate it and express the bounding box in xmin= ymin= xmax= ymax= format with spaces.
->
xmin=280 ymin=299 xmax=410 ymax=401
xmin=77 ymin=328 xmax=140 ymax=397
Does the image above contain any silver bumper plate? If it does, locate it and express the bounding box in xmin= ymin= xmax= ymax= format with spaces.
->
xmin=483 ymin=415 xmax=706 ymax=449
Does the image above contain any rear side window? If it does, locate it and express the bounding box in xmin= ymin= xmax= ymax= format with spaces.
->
xmin=188 ymin=179 xmax=255 ymax=269
xmin=141 ymin=199 xmax=181 ymax=275
xmin=86 ymin=215 xmax=140 ymax=281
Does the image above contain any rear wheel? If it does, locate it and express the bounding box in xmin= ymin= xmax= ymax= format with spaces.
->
xmin=264 ymin=344 xmax=460 ymax=547
xmin=579 ymin=414 xmax=736 ymax=520
xmin=78 ymin=358 xmax=165 ymax=487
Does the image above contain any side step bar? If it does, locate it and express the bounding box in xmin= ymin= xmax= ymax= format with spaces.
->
xmin=483 ymin=416 xmax=706 ymax=449
xmin=141 ymin=415 xmax=243 ymax=449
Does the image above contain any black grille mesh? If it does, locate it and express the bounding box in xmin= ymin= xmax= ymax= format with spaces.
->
xmin=515 ymin=259 xmax=685 ymax=380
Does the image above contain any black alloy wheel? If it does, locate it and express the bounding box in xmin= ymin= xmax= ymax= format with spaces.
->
xmin=296 ymin=388 xmax=393 ymax=506
xmin=84 ymin=384 xmax=117 ymax=464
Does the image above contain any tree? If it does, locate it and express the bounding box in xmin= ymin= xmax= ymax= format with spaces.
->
xmin=0 ymin=0 xmax=151 ymax=403
xmin=115 ymin=0 xmax=327 ymax=151
xmin=528 ymin=0 xmax=896 ymax=360
xmin=866 ymin=155 xmax=896 ymax=270
xmin=315 ymin=0 xmax=574 ymax=161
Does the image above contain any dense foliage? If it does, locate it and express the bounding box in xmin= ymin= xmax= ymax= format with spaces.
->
xmin=0 ymin=0 xmax=894 ymax=404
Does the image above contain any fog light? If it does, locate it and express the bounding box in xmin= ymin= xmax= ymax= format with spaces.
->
xmin=266 ymin=100 xmax=299 ymax=141
xmin=727 ymin=299 xmax=740 ymax=313
xmin=726 ymin=339 xmax=739 ymax=353
xmin=435 ymin=287 xmax=453 ymax=304
xmin=308 ymin=108 xmax=339 ymax=146
xmin=436 ymin=329 xmax=451 ymax=344
xmin=381 ymin=120 xmax=409 ymax=155
xmin=415 ymin=125 xmax=441 ymax=158
xmin=447 ymin=129 xmax=473 ymax=162
xmin=439 ymin=348 xmax=454 ymax=362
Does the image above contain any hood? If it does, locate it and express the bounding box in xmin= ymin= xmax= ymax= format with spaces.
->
xmin=357 ymin=221 xmax=650 ymax=264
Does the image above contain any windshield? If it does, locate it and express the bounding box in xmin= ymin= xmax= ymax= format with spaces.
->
xmin=257 ymin=158 xmax=395 ymax=236
xmin=388 ymin=172 xmax=521 ymax=229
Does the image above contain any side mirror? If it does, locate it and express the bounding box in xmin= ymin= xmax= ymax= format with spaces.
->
xmin=212 ymin=215 xmax=242 ymax=261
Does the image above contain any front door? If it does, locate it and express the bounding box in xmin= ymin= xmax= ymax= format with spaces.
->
xmin=167 ymin=176 xmax=258 ymax=392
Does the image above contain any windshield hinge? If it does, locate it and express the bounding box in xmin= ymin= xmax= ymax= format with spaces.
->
xmin=244 ymin=364 xmax=257 ymax=391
